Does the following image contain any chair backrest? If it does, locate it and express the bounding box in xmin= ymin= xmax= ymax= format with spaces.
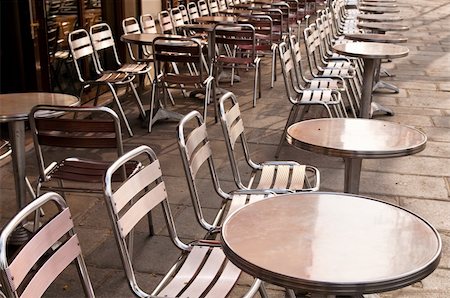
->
xmin=213 ymin=23 xmax=257 ymax=62
xmin=198 ymin=0 xmax=210 ymax=16
xmin=68 ymin=28 xmax=101 ymax=82
xmin=122 ymin=16 xmax=149 ymax=59
xmin=29 ymin=105 xmax=124 ymax=182
xmin=153 ymin=36 xmax=206 ymax=83
xmin=303 ymin=23 xmax=323 ymax=73
xmin=103 ymin=145 xmax=189 ymax=296
xmin=254 ymin=8 xmax=283 ymax=43
xmin=177 ymin=111 xmax=230 ymax=231
xmin=289 ymin=34 xmax=310 ymax=86
xmin=209 ymin=0 xmax=220 ymax=15
xmin=218 ymin=92 xmax=258 ymax=189
xmin=140 ymin=14 xmax=157 ymax=33
xmin=178 ymin=4 xmax=191 ymax=24
xmin=47 ymin=25 xmax=60 ymax=62
xmin=171 ymin=7 xmax=185 ymax=33
xmin=218 ymin=0 xmax=227 ymax=11
xmin=187 ymin=2 xmax=200 ymax=22
xmin=226 ymin=0 xmax=234 ymax=9
xmin=0 ymin=192 xmax=94 ymax=298
xmin=238 ymin=14 xmax=273 ymax=50
xmin=278 ymin=41 xmax=302 ymax=105
xmin=89 ymin=22 xmax=122 ymax=71
xmin=158 ymin=10 xmax=174 ymax=34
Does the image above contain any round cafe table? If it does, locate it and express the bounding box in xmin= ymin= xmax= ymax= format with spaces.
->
xmin=286 ymin=118 xmax=426 ymax=194
xmin=357 ymin=22 xmax=409 ymax=34
xmin=0 ymin=92 xmax=79 ymax=210
xmin=196 ymin=16 xmax=236 ymax=24
xmin=221 ymin=192 xmax=442 ymax=296
xmin=333 ymin=42 xmax=408 ymax=118
xmin=345 ymin=33 xmax=407 ymax=43
xmin=358 ymin=6 xmax=400 ymax=13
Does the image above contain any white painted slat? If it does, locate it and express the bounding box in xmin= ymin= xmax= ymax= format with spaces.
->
xmin=7 ymin=208 xmax=73 ymax=290
xmin=204 ymin=260 xmax=241 ymax=298
xmin=257 ymin=165 xmax=275 ymax=188
xmin=290 ymin=165 xmax=306 ymax=189
xmin=190 ymin=142 xmax=212 ymax=178
xmin=118 ymin=182 xmax=167 ymax=237
xmin=273 ymin=165 xmax=290 ymax=188
xmin=113 ymin=160 xmax=162 ymax=213
xmin=229 ymin=119 xmax=244 ymax=149
xmin=20 ymin=235 xmax=81 ymax=298
xmin=185 ymin=124 xmax=208 ymax=159
xmin=180 ymin=248 xmax=226 ymax=298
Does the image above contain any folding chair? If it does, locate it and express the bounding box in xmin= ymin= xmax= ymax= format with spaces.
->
xmin=213 ymin=23 xmax=262 ymax=107
xmin=122 ymin=17 xmax=153 ymax=61
xmin=276 ymin=41 xmax=344 ymax=157
xmin=68 ymin=28 xmax=143 ymax=136
xmin=150 ymin=36 xmax=214 ymax=131
xmin=103 ymin=145 xmax=265 ymax=297
xmin=0 ymin=192 xmax=94 ymax=297
xmin=178 ymin=111 xmax=274 ymax=233
xmin=219 ymin=91 xmax=320 ymax=192
xmin=29 ymin=105 xmax=141 ymax=198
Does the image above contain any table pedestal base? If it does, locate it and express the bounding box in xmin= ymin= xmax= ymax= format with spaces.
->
xmin=371 ymin=102 xmax=394 ymax=116
xmin=344 ymin=158 xmax=362 ymax=194
xmin=373 ymin=80 xmax=399 ymax=93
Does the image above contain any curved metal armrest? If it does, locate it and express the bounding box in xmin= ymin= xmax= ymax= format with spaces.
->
xmin=203 ymin=75 xmax=214 ymax=86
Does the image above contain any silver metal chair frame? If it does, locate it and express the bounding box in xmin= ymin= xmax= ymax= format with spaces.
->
xmin=103 ymin=145 xmax=264 ymax=298
xmin=177 ymin=111 xmax=273 ymax=233
xmin=0 ymin=192 xmax=94 ymax=298
xmin=219 ymin=91 xmax=320 ymax=192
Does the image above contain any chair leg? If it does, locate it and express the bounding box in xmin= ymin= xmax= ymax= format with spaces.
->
xmin=108 ymin=84 xmax=134 ymax=137
xmin=275 ymin=104 xmax=300 ymax=158
xmin=129 ymin=82 xmax=147 ymax=119
xmin=149 ymin=79 xmax=158 ymax=133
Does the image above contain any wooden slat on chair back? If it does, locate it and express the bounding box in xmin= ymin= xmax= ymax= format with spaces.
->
xmin=154 ymin=39 xmax=202 ymax=64
xmin=35 ymin=118 xmax=118 ymax=148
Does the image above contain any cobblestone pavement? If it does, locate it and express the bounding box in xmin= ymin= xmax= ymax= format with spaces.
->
xmin=0 ymin=0 xmax=449 ymax=296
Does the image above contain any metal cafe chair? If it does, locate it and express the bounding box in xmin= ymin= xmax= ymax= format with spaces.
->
xmin=122 ymin=17 xmax=154 ymax=63
xmin=150 ymin=36 xmax=214 ymax=131
xmin=29 ymin=105 xmax=141 ymax=199
xmin=187 ymin=2 xmax=201 ymax=23
xmin=177 ymin=111 xmax=273 ymax=234
xmin=68 ymin=28 xmax=143 ymax=136
xmin=0 ymin=192 xmax=94 ymax=298
xmin=140 ymin=13 xmax=158 ymax=33
xmin=198 ymin=0 xmax=211 ymax=16
xmin=103 ymin=145 xmax=266 ymax=298
xmin=219 ymin=91 xmax=320 ymax=192
xmin=288 ymin=34 xmax=358 ymax=117
xmin=276 ymin=41 xmax=344 ymax=157
xmin=213 ymin=23 xmax=262 ymax=107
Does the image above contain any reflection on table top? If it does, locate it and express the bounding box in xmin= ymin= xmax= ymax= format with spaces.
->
xmin=357 ymin=22 xmax=409 ymax=31
xmin=344 ymin=33 xmax=407 ymax=43
xmin=333 ymin=41 xmax=409 ymax=59
xmin=358 ymin=6 xmax=400 ymax=12
xmin=286 ymin=118 xmax=426 ymax=158
xmin=120 ymin=33 xmax=181 ymax=45
xmin=357 ymin=14 xmax=403 ymax=21
xmin=221 ymin=192 xmax=442 ymax=295
xmin=0 ymin=92 xmax=79 ymax=122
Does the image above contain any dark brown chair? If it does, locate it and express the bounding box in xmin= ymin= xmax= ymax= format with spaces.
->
xmin=213 ymin=23 xmax=261 ymax=107
xmin=29 ymin=105 xmax=141 ymax=197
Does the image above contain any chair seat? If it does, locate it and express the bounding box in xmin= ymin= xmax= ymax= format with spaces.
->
xmin=49 ymin=158 xmax=140 ymax=183
xmin=297 ymin=89 xmax=338 ymax=104
xmin=252 ymin=164 xmax=307 ymax=190
xmin=118 ymin=63 xmax=150 ymax=74
xmin=309 ymin=79 xmax=339 ymax=89
xmin=96 ymin=72 xmax=133 ymax=84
